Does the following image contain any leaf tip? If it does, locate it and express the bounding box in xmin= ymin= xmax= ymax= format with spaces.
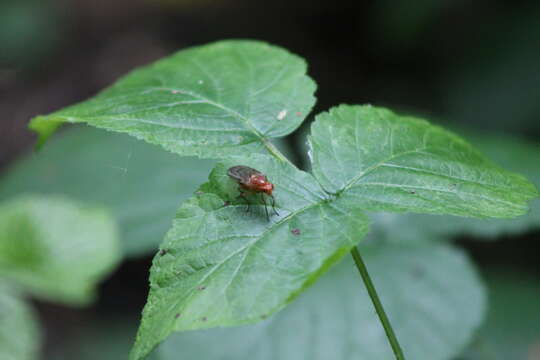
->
xmin=28 ymin=115 xmax=63 ymax=150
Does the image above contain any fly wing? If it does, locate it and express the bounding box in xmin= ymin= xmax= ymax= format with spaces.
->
xmin=227 ymin=165 xmax=261 ymax=185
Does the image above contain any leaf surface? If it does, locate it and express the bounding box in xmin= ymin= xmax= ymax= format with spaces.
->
xmin=130 ymin=154 xmax=368 ymax=360
xmin=29 ymin=40 xmax=316 ymax=158
xmin=308 ymin=105 xmax=538 ymax=218
xmin=158 ymin=242 xmax=485 ymax=360
xmin=370 ymin=131 xmax=540 ymax=242
xmin=0 ymin=195 xmax=120 ymax=305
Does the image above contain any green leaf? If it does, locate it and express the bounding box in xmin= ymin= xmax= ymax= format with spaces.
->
xmin=29 ymin=40 xmax=316 ymax=158
xmin=308 ymin=105 xmax=538 ymax=218
xmin=130 ymin=154 xmax=369 ymax=360
xmin=0 ymin=195 xmax=120 ymax=305
xmin=369 ymin=131 xmax=540 ymax=242
xmin=459 ymin=270 xmax=540 ymax=360
xmin=0 ymin=285 xmax=41 ymax=360
xmin=0 ymin=126 xmax=214 ymax=257
xmin=158 ymin=242 xmax=485 ymax=360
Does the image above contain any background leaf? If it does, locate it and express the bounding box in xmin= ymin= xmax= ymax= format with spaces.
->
xmin=131 ymin=154 xmax=369 ymax=360
xmin=458 ymin=270 xmax=540 ymax=360
xmin=0 ymin=285 xmax=41 ymax=360
xmin=156 ymin=242 xmax=485 ymax=360
xmin=0 ymin=195 xmax=120 ymax=305
xmin=308 ymin=105 xmax=538 ymax=218
xmin=0 ymin=126 xmax=214 ymax=257
xmin=29 ymin=40 xmax=316 ymax=159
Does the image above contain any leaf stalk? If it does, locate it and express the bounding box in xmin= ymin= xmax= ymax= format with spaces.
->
xmin=265 ymin=133 xmax=405 ymax=360
xmin=350 ymin=246 xmax=406 ymax=360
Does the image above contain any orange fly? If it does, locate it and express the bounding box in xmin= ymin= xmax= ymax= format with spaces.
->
xmin=227 ymin=165 xmax=279 ymax=220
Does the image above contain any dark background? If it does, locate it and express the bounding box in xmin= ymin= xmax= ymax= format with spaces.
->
xmin=1 ymin=0 xmax=539 ymax=358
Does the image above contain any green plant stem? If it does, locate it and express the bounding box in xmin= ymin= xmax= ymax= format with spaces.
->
xmin=351 ymin=246 xmax=406 ymax=360
xmin=266 ymin=137 xmax=405 ymax=360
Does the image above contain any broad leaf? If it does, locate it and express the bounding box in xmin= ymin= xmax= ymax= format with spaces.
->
xmin=370 ymin=131 xmax=540 ymax=242
xmin=29 ymin=40 xmax=316 ymax=158
xmin=308 ymin=105 xmax=538 ymax=218
xmin=158 ymin=242 xmax=485 ymax=360
xmin=0 ymin=126 xmax=214 ymax=257
xmin=0 ymin=286 xmax=41 ymax=360
xmin=130 ymin=154 xmax=369 ymax=360
xmin=0 ymin=195 xmax=120 ymax=305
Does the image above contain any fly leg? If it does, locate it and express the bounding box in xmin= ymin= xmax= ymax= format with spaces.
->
xmin=260 ymin=193 xmax=269 ymax=221
xmin=270 ymin=194 xmax=279 ymax=216
xmin=237 ymin=188 xmax=251 ymax=214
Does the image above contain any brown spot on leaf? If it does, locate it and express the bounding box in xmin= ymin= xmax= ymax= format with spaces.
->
xmin=201 ymin=317 xmax=207 ymax=322
xmin=175 ymin=313 xmax=181 ymax=319
xmin=291 ymin=228 xmax=301 ymax=236
xmin=296 ymin=112 xmax=302 ymax=117
xmin=198 ymin=285 xmax=206 ymax=291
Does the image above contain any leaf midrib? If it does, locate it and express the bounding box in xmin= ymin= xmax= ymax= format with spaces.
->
xmin=140 ymin=87 xmax=265 ymax=136
xmin=337 ymin=146 xmax=527 ymax=202
xmin=78 ymin=86 xmax=290 ymax=159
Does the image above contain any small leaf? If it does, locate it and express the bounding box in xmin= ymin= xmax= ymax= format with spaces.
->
xmin=0 ymin=195 xmax=121 ymax=305
xmin=308 ymin=105 xmax=538 ymax=218
xmin=29 ymin=40 xmax=316 ymax=158
xmin=0 ymin=126 xmax=214 ymax=257
xmin=130 ymin=154 xmax=368 ymax=360
xmin=0 ymin=285 xmax=41 ymax=360
xmin=158 ymin=242 xmax=485 ymax=360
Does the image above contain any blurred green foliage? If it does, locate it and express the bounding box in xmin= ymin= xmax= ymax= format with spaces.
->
xmin=0 ymin=0 xmax=64 ymax=69
xmin=0 ymin=127 xmax=214 ymax=257
xmin=157 ymin=242 xmax=485 ymax=360
xmin=1 ymin=1 xmax=539 ymax=359
xmin=0 ymin=195 xmax=121 ymax=305
xmin=49 ymin=241 xmax=486 ymax=360
xmin=444 ymin=5 xmax=540 ymax=134
xmin=0 ymin=194 xmax=121 ymax=360
xmin=0 ymin=285 xmax=41 ymax=360
xmin=460 ymin=271 xmax=540 ymax=360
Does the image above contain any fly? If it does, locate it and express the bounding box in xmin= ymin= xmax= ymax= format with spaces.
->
xmin=227 ymin=165 xmax=279 ymax=220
